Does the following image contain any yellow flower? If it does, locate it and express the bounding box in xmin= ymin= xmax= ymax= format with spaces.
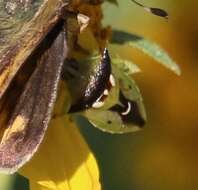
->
xmin=20 ymin=115 xmax=101 ymax=190
xmin=19 ymin=83 xmax=101 ymax=190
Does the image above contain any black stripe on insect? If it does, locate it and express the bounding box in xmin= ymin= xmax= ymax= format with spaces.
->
xmin=69 ymin=48 xmax=113 ymax=112
xmin=110 ymin=91 xmax=145 ymax=127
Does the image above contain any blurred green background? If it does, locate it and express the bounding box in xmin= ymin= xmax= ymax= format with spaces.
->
xmin=81 ymin=1 xmax=198 ymax=190
xmin=1 ymin=0 xmax=198 ymax=189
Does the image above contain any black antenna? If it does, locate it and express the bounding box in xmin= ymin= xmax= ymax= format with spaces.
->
xmin=131 ymin=0 xmax=168 ymax=19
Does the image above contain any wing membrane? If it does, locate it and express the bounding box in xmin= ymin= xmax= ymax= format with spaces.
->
xmin=0 ymin=24 xmax=68 ymax=174
xmin=0 ymin=0 xmax=62 ymax=99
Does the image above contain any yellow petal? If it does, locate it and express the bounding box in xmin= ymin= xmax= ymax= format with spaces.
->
xmin=20 ymin=115 xmax=101 ymax=190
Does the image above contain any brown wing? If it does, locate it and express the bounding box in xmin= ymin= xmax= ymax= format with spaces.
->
xmin=0 ymin=23 xmax=68 ymax=174
xmin=0 ymin=0 xmax=62 ymax=99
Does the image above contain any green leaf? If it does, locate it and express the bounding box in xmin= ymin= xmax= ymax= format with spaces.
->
xmin=112 ymin=58 xmax=141 ymax=75
xmin=84 ymin=110 xmax=141 ymax=134
xmin=111 ymin=29 xmax=181 ymax=75
xmin=113 ymin=65 xmax=146 ymax=120
xmin=113 ymin=65 xmax=140 ymax=101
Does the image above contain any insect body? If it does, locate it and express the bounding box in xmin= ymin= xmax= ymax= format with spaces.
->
xmin=0 ymin=0 xmax=98 ymax=174
xmin=0 ymin=0 xmax=166 ymax=173
xmin=0 ymin=20 xmax=68 ymax=174
xmin=69 ymin=48 xmax=113 ymax=112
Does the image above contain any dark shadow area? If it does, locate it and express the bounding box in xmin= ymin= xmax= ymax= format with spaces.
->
xmin=111 ymin=29 xmax=142 ymax=44
xmin=14 ymin=173 xmax=29 ymax=190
